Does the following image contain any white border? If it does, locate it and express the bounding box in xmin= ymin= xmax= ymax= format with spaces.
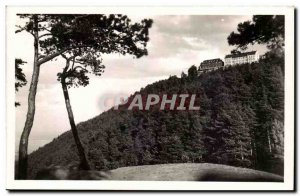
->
xmin=6 ymin=6 xmax=295 ymax=191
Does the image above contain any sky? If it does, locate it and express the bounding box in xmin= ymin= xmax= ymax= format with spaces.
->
xmin=15 ymin=15 xmax=268 ymax=154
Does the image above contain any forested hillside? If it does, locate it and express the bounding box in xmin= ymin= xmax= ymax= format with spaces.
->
xmin=27 ymin=54 xmax=284 ymax=179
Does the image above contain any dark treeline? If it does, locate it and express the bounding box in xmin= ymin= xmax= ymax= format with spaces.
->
xmin=26 ymin=53 xmax=284 ymax=179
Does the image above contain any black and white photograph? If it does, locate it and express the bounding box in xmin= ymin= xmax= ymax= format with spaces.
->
xmin=5 ymin=6 xmax=295 ymax=191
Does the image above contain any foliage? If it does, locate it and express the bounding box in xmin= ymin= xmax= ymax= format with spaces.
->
xmin=227 ymin=15 xmax=284 ymax=50
xmin=16 ymin=14 xmax=153 ymax=65
xmin=54 ymin=13 xmax=154 ymax=88
xmin=15 ymin=59 xmax=27 ymax=106
xmin=188 ymin=65 xmax=198 ymax=79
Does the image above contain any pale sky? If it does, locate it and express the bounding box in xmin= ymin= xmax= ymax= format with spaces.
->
xmin=15 ymin=15 xmax=268 ymax=154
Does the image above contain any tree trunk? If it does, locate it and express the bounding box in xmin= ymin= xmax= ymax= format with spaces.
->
xmin=61 ymin=78 xmax=91 ymax=170
xmin=18 ymin=15 xmax=39 ymax=179
xmin=267 ymin=129 xmax=272 ymax=153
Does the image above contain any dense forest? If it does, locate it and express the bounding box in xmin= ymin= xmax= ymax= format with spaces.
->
xmin=26 ymin=53 xmax=284 ymax=179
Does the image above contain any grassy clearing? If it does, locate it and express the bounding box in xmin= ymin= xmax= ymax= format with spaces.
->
xmin=108 ymin=163 xmax=283 ymax=181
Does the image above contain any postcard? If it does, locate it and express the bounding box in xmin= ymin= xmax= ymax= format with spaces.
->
xmin=6 ymin=6 xmax=295 ymax=191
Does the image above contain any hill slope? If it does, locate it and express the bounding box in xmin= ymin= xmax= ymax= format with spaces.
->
xmin=27 ymin=55 xmax=284 ymax=179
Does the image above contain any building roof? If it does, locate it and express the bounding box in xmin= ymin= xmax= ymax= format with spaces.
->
xmin=225 ymin=51 xmax=257 ymax=58
xmin=201 ymin=58 xmax=223 ymax=63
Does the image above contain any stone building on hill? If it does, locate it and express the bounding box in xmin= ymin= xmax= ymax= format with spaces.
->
xmin=198 ymin=58 xmax=224 ymax=74
xmin=224 ymin=51 xmax=259 ymax=66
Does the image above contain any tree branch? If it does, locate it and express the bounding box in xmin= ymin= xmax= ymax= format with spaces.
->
xmin=63 ymin=59 xmax=71 ymax=74
xmin=38 ymin=33 xmax=52 ymax=39
xmin=73 ymin=66 xmax=88 ymax=72
xmin=74 ymin=60 xmax=87 ymax=65
xmin=61 ymin=53 xmax=71 ymax=60
xmin=71 ymin=56 xmax=76 ymax=70
xmin=37 ymin=48 xmax=69 ymax=66
xmin=39 ymin=26 xmax=52 ymax=33
xmin=38 ymin=55 xmax=46 ymax=60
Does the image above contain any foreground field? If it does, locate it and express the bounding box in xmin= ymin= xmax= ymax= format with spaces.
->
xmin=35 ymin=163 xmax=284 ymax=181
xmin=107 ymin=163 xmax=283 ymax=181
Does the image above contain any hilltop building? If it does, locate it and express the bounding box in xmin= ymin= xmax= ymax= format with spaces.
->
xmin=224 ymin=51 xmax=259 ymax=66
xmin=198 ymin=58 xmax=224 ymax=74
